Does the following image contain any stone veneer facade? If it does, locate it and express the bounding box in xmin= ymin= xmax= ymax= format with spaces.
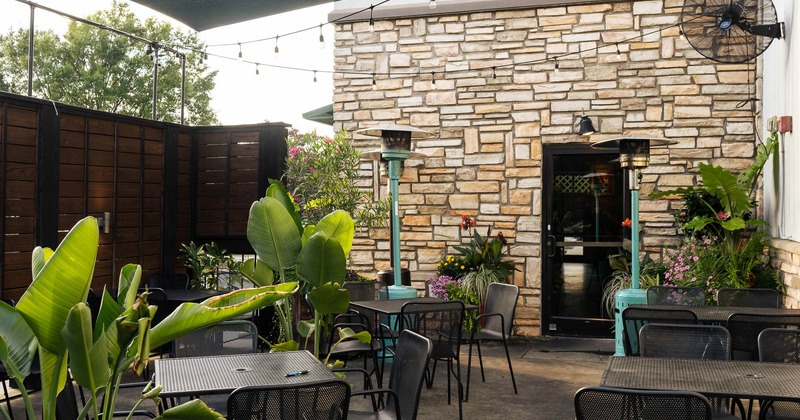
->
xmin=332 ymin=0 xmax=759 ymax=336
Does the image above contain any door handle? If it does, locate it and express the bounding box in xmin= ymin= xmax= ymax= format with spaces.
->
xmin=547 ymin=234 xmax=557 ymax=258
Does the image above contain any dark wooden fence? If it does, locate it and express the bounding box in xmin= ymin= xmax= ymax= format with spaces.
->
xmin=0 ymin=92 xmax=287 ymax=300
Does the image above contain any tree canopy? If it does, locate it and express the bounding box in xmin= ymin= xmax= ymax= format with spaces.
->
xmin=0 ymin=1 xmax=218 ymax=125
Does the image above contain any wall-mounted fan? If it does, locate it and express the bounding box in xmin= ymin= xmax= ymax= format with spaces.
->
xmin=680 ymin=0 xmax=783 ymax=63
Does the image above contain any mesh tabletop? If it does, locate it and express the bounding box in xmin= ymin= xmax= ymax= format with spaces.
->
xmin=601 ymin=356 xmax=800 ymax=402
xmin=155 ymin=351 xmax=334 ymax=397
xmin=629 ymin=305 xmax=800 ymax=323
xmin=350 ymin=297 xmax=477 ymax=315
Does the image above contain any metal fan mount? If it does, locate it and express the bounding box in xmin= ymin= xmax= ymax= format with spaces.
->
xmin=680 ymin=0 xmax=783 ymax=63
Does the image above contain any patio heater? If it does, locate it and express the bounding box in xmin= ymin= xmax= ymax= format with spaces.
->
xmin=592 ymin=136 xmax=675 ymax=356
xmin=356 ymin=125 xmax=432 ymax=298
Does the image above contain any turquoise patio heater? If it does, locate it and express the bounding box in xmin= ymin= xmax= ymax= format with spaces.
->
xmin=592 ymin=136 xmax=675 ymax=356
xmin=356 ymin=125 xmax=432 ymax=299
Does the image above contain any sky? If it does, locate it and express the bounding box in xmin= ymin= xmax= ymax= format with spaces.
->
xmin=0 ymin=0 xmax=336 ymax=135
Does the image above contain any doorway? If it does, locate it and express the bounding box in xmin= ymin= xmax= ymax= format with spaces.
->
xmin=542 ymin=144 xmax=628 ymax=337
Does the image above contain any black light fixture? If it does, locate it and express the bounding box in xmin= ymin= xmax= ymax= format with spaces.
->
xmin=576 ymin=115 xmax=596 ymax=136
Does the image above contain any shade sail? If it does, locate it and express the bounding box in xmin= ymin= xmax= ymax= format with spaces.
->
xmin=130 ymin=0 xmax=335 ymax=31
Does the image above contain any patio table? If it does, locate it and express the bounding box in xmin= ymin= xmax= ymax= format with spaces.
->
xmin=628 ymin=304 xmax=800 ymax=324
xmin=154 ymin=351 xmax=334 ymax=401
xmin=162 ymin=288 xmax=224 ymax=304
xmin=350 ymin=297 xmax=478 ymax=315
xmin=601 ymin=356 xmax=800 ymax=402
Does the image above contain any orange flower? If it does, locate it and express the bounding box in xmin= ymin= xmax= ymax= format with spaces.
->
xmin=621 ymin=218 xmax=632 ymax=228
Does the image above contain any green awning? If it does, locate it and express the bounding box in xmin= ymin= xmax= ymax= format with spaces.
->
xmin=302 ymin=103 xmax=334 ymax=126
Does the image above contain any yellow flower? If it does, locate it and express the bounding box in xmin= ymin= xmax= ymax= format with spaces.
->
xmin=460 ymin=265 xmax=465 ymax=269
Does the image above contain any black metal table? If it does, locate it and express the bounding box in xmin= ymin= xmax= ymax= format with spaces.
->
xmin=601 ymin=356 xmax=800 ymax=402
xmin=155 ymin=351 xmax=334 ymax=399
xmin=350 ymin=297 xmax=479 ymax=315
xmin=628 ymin=304 xmax=800 ymax=323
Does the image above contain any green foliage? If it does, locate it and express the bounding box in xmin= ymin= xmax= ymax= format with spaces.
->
xmin=283 ymin=130 xmax=389 ymax=229
xmin=452 ymin=227 xmax=516 ymax=304
xmin=600 ymin=248 xmax=663 ymax=317
xmin=180 ymin=241 xmax=242 ymax=290
xmin=0 ymin=1 xmax=217 ymax=125
xmin=0 ymin=216 xmax=297 ymax=420
xmin=436 ymin=255 xmax=468 ymax=279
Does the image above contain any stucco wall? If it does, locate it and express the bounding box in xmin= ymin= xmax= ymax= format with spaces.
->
xmin=333 ymin=0 xmax=758 ymax=335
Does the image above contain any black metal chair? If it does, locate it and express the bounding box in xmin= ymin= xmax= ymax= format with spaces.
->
xmin=346 ymin=330 xmax=433 ymax=420
xmin=400 ymin=300 xmax=465 ymax=420
xmin=148 ymin=272 xmax=190 ymax=290
xmin=227 ymin=379 xmax=351 ymax=420
xmin=639 ymin=324 xmax=744 ymax=419
xmin=717 ymin=288 xmax=781 ymax=308
xmin=621 ymin=307 xmax=698 ymax=356
xmin=574 ymin=386 xmax=712 ymax=420
xmin=324 ymin=312 xmax=384 ymax=388
xmin=342 ymin=281 xmax=390 ymax=302
xmin=726 ymin=313 xmax=800 ymax=361
xmin=463 ymin=282 xmax=519 ymax=401
xmin=757 ymin=328 xmax=800 ymax=419
xmin=172 ymin=319 xmax=259 ymax=357
xmin=647 ymin=286 xmax=707 ymax=306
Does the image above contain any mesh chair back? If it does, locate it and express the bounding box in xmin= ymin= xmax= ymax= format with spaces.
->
xmin=387 ymin=330 xmax=434 ymax=420
xmin=173 ymin=320 xmax=258 ymax=357
xmin=717 ymin=288 xmax=781 ymax=308
xmin=758 ymin=328 xmax=800 ymax=363
xmin=574 ymin=386 xmax=712 ymax=420
xmin=621 ymin=307 xmax=697 ymax=356
xmin=646 ymin=286 xmax=706 ymax=306
xmin=227 ymin=379 xmax=350 ymax=420
xmin=482 ymin=283 xmax=519 ymax=336
xmin=342 ymin=281 xmax=389 ymax=301
xmin=727 ymin=313 xmax=800 ymax=360
xmin=400 ymin=300 xmax=465 ymax=361
xmin=639 ymin=324 xmax=730 ymax=360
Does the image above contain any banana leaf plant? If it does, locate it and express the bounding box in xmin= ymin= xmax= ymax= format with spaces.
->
xmin=0 ymin=216 xmax=298 ymax=420
xmin=246 ymin=181 xmax=355 ymax=357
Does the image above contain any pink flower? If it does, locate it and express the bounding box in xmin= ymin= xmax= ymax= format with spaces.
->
xmin=717 ymin=211 xmax=730 ymax=221
xmin=289 ymin=147 xmax=302 ymax=159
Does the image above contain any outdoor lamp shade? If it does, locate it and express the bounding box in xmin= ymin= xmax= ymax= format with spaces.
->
xmin=576 ymin=115 xmax=596 ymax=136
xmin=354 ymin=124 xmax=433 ymax=151
xmin=591 ymin=136 xmax=677 ymax=169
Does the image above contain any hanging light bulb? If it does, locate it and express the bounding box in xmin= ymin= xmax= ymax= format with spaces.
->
xmin=431 ymin=71 xmax=436 ymax=90
xmin=371 ymin=72 xmax=377 ymax=90
xmin=313 ymin=70 xmax=317 ymax=83
xmin=615 ymin=43 xmax=621 ymax=59
xmin=255 ymin=64 xmax=260 ymax=75
xmin=429 ymin=0 xmax=437 ymax=9
xmin=679 ymin=28 xmax=686 ymax=41
xmin=203 ymin=50 xmax=208 ymax=61
xmin=274 ymin=35 xmax=280 ymax=54
xmin=492 ymin=66 xmax=497 ymax=79
xmin=369 ymin=5 xmax=375 ymax=32
xmin=554 ymin=61 xmax=560 ymax=74
xmin=319 ymin=24 xmax=325 ymax=49
xmin=237 ymin=42 xmax=243 ymax=62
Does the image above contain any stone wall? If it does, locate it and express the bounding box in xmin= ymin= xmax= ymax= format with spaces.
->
xmin=333 ymin=0 xmax=758 ymax=336
xmin=771 ymin=238 xmax=800 ymax=309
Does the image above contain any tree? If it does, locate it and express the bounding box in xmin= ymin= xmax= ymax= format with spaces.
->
xmin=0 ymin=1 xmax=218 ymax=125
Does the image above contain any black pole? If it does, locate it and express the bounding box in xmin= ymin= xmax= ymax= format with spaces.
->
xmin=180 ymin=54 xmax=186 ymax=124
xmin=152 ymin=45 xmax=159 ymax=120
xmin=27 ymin=5 xmax=34 ymax=96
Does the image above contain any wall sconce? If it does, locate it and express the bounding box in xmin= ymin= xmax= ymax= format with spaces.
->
xmin=97 ymin=211 xmax=111 ymax=234
xmin=576 ymin=115 xmax=596 ymax=136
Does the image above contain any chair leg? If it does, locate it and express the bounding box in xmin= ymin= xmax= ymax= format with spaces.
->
xmin=502 ymin=338 xmax=517 ymax=394
xmin=476 ymin=340 xmax=485 ymax=382
xmin=2 ymin=378 xmax=12 ymax=420
xmin=454 ymin=356 xmax=463 ymax=420
xmin=465 ymin=339 xmax=474 ymax=402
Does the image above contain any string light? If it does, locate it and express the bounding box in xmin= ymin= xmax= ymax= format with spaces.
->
xmin=615 ymin=43 xmax=621 ymax=59
xmin=429 ymin=0 xmax=437 ymax=10
xmin=492 ymin=66 xmax=496 ymax=79
xmin=274 ymin=35 xmax=279 ymax=54
xmin=554 ymin=62 xmax=560 ymax=74
xmin=237 ymin=42 xmax=242 ymax=62
xmin=371 ymin=72 xmax=376 ymax=89
xmin=369 ymin=5 xmax=375 ymax=32
xmin=255 ymin=64 xmax=260 ymax=75
xmin=319 ymin=24 xmax=325 ymax=49
xmin=313 ymin=70 xmax=317 ymax=82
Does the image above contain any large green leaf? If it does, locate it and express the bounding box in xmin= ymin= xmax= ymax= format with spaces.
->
xmin=314 ymin=210 xmax=356 ymax=257
xmin=240 ymin=258 xmax=275 ymax=286
xmin=16 ymin=216 xmax=98 ymax=353
xmin=682 ymin=216 xmax=715 ymax=233
xmin=144 ymin=283 xmax=298 ymax=352
xmin=307 ymin=283 xmax=350 ymax=316
xmin=720 ymin=217 xmax=746 ymax=231
xmin=62 ymin=303 xmax=110 ymax=395
xmin=39 ymin=347 xmax=67 ymax=420
xmin=296 ymin=232 xmax=346 ymax=289
xmin=699 ymin=163 xmax=750 ymax=217
xmin=247 ymin=197 xmax=302 ymax=271
xmin=157 ymin=399 xmax=225 ymax=419
xmin=266 ymin=181 xmax=303 ymax=234
xmin=117 ymin=264 xmax=142 ymax=309
xmin=0 ymin=301 xmax=36 ymax=380
xmin=31 ymin=246 xmax=54 ymax=280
